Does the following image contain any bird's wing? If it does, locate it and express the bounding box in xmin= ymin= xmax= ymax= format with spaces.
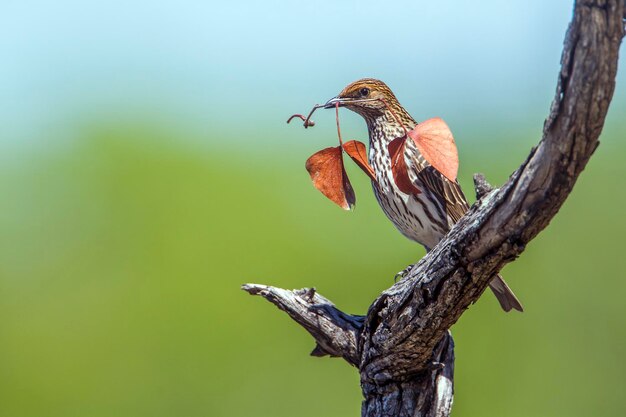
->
xmin=416 ymin=166 xmax=469 ymax=224
xmin=404 ymin=140 xmax=469 ymax=224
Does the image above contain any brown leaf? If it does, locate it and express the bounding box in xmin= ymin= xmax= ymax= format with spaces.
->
xmin=388 ymin=136 xmax=421 ymax=195
xmin=342 ymin=140 xmax=376 ymax=181
xmin=305 ymin=146 xmax=356 ymax=210
xmin=407 ymin=117 xmax=458 ymax=182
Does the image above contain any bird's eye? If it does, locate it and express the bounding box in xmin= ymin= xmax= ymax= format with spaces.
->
xmin=359 ymin=87 xmax=370 ymax=97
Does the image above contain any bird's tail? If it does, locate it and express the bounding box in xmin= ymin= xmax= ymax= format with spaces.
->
xmin=489 ymin=274 xmax=523 ymax=312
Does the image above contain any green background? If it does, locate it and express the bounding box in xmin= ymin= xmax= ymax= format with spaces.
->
xmin=1 ymin=1 xmax=625 ymax=416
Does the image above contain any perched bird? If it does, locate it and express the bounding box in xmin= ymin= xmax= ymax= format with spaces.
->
xmin=324 ymin=78 xmax=523 ymax=312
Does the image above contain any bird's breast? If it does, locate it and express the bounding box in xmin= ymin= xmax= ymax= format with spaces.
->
xmin=367 ymin=127 xmax=448 ymax=249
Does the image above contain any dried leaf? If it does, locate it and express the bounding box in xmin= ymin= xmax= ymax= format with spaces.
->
xmin=305 ymin=146 xmax=356 ymax=210
xmin=342 ymin=140 xmax=376 ymax=181
xmin=407 ymin=117 xmax=458 ymax=182
xmin=388 ymin=136 xmax=421 ymax=195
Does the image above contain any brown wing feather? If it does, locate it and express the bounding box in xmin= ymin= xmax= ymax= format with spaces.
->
xmin=417 ymin=166 xmax=469 ymax=224
xmin=401 ymin=131 xmax=469 ymax=224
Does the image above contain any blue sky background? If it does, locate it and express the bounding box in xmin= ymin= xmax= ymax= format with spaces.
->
xmin=3 ymin=0 xmax=622 ymax=151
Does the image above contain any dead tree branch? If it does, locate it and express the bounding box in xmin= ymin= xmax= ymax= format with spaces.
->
xmin=243 ymin=1 xmax=624 ymax=416
xmin=241 ymin=284 xmax=363 ymax=365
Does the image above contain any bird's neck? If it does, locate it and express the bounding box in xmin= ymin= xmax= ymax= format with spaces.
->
xmin=366 ymin=107 xmax=416 ymax=148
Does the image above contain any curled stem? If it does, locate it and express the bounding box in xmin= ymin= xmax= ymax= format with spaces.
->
xmin=287 ymin=103 xmax=326 ymax=128
xmin=287 ymin=114 xmax=315 ymax=127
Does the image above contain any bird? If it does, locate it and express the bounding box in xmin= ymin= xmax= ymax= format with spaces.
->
xmin=323 ymin=78 xmax=523 ymax=312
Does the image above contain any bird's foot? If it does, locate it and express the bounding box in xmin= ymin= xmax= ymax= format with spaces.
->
xmin=428 ymin=361 xmax=446 ymax=371
xmin=394 ymin=265 xmax=415 ymax=283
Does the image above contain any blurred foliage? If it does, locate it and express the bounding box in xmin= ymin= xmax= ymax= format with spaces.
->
xmin=0 ymin=121 xmax=625 ymax=417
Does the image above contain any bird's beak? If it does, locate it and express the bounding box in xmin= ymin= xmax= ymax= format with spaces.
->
xmin=323 ymin=96 xmax=350 ymax=109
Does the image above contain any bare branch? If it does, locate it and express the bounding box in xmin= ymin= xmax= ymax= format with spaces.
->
xmin=241 ymin=284 xmax=363 ymax=366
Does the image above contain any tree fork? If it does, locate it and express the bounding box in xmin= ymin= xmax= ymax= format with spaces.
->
xmin=243 ymin=1 xmax=625 ymax=416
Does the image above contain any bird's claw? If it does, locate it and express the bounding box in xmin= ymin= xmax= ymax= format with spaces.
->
xmin=394 ymin=265 xmax=414 ymax=283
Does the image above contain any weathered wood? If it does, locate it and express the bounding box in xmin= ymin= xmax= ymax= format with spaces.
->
xmin=241 ymin=284 xmax=363 ymax=366
xmin=243 ymin=1 xmax=624 ymax=416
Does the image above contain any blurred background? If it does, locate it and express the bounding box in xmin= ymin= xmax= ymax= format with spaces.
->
xmin=1 ymin=1 xmax=625 ymax=416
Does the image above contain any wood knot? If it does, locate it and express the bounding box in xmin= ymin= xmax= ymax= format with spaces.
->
xmin=473 ymin=173 xmax=494 ymax=199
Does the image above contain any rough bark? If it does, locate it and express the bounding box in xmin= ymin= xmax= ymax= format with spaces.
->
xmin=243 ymin=1 xmax=625 ymax=416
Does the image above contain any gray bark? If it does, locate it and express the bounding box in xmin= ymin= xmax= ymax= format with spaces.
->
xmin=243 ymin=1 xmax=625 ymax=416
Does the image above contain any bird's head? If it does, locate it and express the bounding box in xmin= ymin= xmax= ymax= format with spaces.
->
xmin=323 ymin=78 xmax=401 ymax=119
xmin=323 ymin=79 xmax=413 ymax=127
